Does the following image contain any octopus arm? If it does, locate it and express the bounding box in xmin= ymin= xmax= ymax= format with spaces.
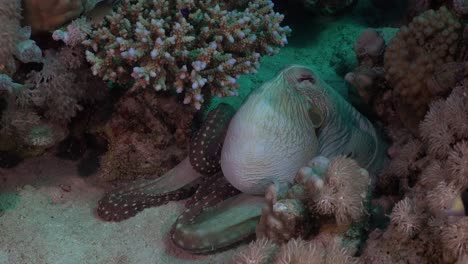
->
xmin=189 ymin=103 xmax=236 ymax=175
xmin=96 ymin=157 xmax=202 ymax=221
xmin=171 ymin=186 xmax=266 ymax=254
xmin=96 ymin=103 xmax=235 ymax=222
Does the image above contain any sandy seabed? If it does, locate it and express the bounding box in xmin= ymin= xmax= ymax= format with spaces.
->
xmin=0 ymin=155 xmax=240 ymax=264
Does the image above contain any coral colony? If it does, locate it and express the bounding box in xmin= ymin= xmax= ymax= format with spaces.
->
xmin=83 ymin=0 xmax=291 ymax=109
xmin=0 ymin=0 xmax=467 ymax=263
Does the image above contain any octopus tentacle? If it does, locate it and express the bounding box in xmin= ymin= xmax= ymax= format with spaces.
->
xmin=189 ymin=103 xmax=236 ymax=175
xmin=184 ymin=171 xmax=225 ymax=208
xmin=97 ymin=157 xmax=202 ymax=221
xmin=96 ymin=103 xmax=236 ymax=222
xmin=171 ymin=175 xmax=266 ymax=253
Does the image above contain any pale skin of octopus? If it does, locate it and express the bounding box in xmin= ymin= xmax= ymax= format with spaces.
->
xmin=97 ymin=65 xmax=388 ymax=253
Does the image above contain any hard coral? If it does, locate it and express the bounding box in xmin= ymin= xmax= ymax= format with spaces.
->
xmin=84 ymin=0 xmax=291 ymax=109
xmin=0 ymin=106 xmax=68 ymax=157
xmin=384 ymin=7 xmax=462 ymax=126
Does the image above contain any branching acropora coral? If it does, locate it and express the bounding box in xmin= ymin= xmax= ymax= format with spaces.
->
xmin=84 ymin=0 xmax=291 ymax=109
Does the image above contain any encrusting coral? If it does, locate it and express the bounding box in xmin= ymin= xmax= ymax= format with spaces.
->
xmin=84 ymin=0 xmax=291 ymax=109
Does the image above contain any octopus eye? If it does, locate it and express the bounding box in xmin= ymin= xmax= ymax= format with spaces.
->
xmin=298 ymin=74 xmax=315 ymax=84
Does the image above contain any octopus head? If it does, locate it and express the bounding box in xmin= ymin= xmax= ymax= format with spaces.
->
xmin=282 ymin=64 xmax=318 ymax=87
xmin=280 ymin=65 xmax=325 ymax=128
xmin=221 ymin=65 xmax=323 ymax=195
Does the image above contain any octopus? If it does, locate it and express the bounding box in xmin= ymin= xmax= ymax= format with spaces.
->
xmin=96 ymin=65 xmax=388 ymax=253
